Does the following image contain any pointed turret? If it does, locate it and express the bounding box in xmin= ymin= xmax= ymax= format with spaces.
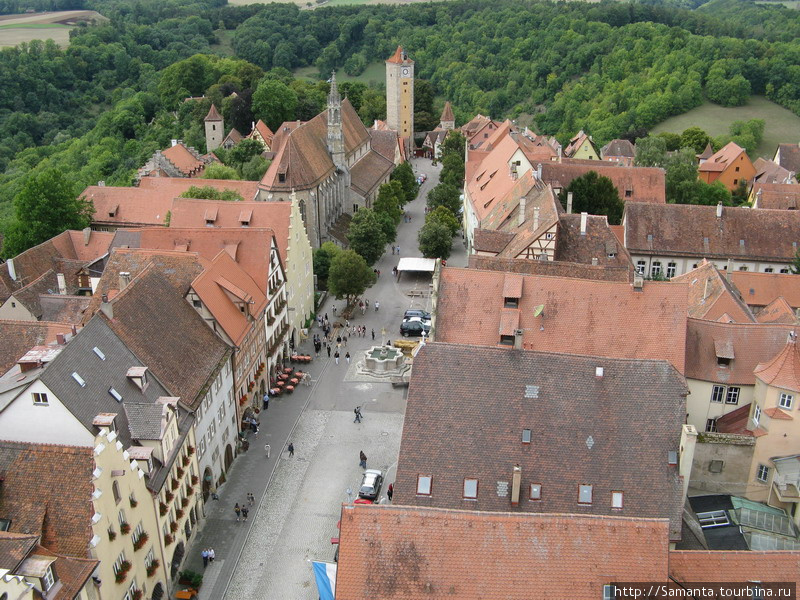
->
xmin=327 ymin=72 xmax=345 ymax=169
xmin=205 ymin=104 xmax=223 ymax=122
xmin=754 ymin=332 xmax=800 ymax=392
xmin=439 ymin=101 xmax=455 ymax=130
xmin=204 ymin=104 xmax=224 ymax=152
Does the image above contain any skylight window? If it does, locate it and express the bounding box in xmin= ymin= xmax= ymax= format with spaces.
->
xmin=72 ymin=372 xmax=86 ymax=387
xmin=109 ymin=388 xmax=123 ymax=402
xmin=93 ymin=347 xmax=106 ymax=360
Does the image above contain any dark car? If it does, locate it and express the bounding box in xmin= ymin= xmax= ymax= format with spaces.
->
xmin=403 ymin=309 xmax=432 ymax=321
xmin=400 ymin=318 xmax=431 ymax=337
xmin=358 ymin=469 xmax=384 ymax=501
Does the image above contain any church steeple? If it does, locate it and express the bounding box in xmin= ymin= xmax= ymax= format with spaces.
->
xmin=327 ymin=71 xmax=345 ymax=169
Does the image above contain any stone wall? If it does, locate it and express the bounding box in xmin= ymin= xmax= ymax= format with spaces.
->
xmin=689 ymin=432 xmax=755 ymax=496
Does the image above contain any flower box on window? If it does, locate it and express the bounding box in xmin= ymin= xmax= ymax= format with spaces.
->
xmin=182 ymin=455 xmax=190 ymax=467
xmin=120 ymin=522 xmax=131 ymax=535
xmin=146 ymin=559 xmax=160 ymax=577
xmin=187 ymin=446 xmax=195 ymax=455
xmin=191 ymin=475 xmax=199 ymax=486
xmin=181 ymin=496 xmax=190 ymax=508
xmin=132 ymin=590 xmax=143 ymax=600
xmin=165 ymin=491 xmax=174 ymax=502
xmin=133 ymin=532 xmax=148 ymax=550
xmin=169 ymin=521 xmax=178 ymax=532
xmin=159 ymin=502 xmax=168 ymax=516
xmin=176 ymin=467 xmax=185 ymax=478
xmin=129 ymin=497 xmax=138 ymax=508
xmin=176 ymin=508 xmax=185 ymax=519
xmin=164 ymin=534 xmax=174 ymax=546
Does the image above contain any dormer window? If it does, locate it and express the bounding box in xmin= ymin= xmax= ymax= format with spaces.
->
xmin=126 ymin=367 xmax=149 ymax=392
xmin=278 ymin=173 xmax=286 ymax=183
xmin=504 ymin=297 xmax=519 ymax=308
xmin=43 ymin=565 xmax=55 ymax=591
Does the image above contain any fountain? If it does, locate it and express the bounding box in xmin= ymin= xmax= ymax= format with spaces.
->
xmin=360 ymin=344 xmax=409 ymax=378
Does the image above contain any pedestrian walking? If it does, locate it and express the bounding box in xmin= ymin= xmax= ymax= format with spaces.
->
xmin=288 ymin=442 xmax=294 ymax=457
xmin=354 ymin=406 xmax=363 ymax=423
xmin=396 ymin=246 xmax=400 ymax=255
xmin=387 ymin=483 xmax=393 ymax=501
xmin=248 ymin=492 xmax=255 ymax=505
xmin=234 ymin=503 xmax=241 ymax=522
xmin=263 ymin=392 xmax=269 ymax=410
xmin=371 ymin=329 xmax=375 ymax=340
xmin=359 ymin=450 xmax=367 ymax=469
xmin=345 ymin=318 xmax=350 ymax=328
xmin=336 ymin=335 xmax=342 ymax=345
xmin=332 ymin=305 xmax=337 ymax=315
xmin=209 ymin=548 xmax=215 ymax=562
xmin=391 ymin=245 xmax=395 ymax=254
xmin=365 ymin=299 xmax=369 ymax=309
xmin=345 ymin=351 xmax=351 ymax=364
xmin=343 ymin=335 xmax=348 ymax=347
xmin=327 ymin=346 xmax=331 ymax=358
xmin=325 ymin=313 xmax=329 ymax=321
xmin=334 ymin=350 xmax=340 ymax=365
xmin=265 ymin=444 xmax=271 ymax=458
xmin=375 ymin=301 xmax=380 ymax=311
xmin=241 ymin=505 xmax=249 ymax=521
xmin=202 ymin=549 xmax=209 ymax=568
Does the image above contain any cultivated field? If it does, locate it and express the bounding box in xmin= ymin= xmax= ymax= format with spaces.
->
xmin=294 ymin=61 xmax=385 ymax=86
xmin=0 ymin=10 xmax=106 ymax=48
xmin=651 ymin=96 xmax=800 ymax=158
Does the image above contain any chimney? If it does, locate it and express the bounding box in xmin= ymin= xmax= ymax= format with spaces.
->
xmin=536 ymin=163 xmax=542 ymax=180
xmin=567 ymin=192 xmax=573 ymax=214
xmin=6 ymin=258 xmax=15 ymax=281
xmin=591 ymin=257 xmax=598 ymax=266
xmin=56 ymin=333 xmax=66 ymax=345
xmin=510 ymin=464 xmax=522 ymax=507
xmin=716 ymin=201 xmax=723 ymax=218
xmin=633 ymin=273 xmax=644 ymax=291
xmin=171 ymin=139 xmax=178 ymax=147
xmin=532 ymin=206 xmax=539 ymax=231
xmin=83 ymin=227 xmax=91 ymax=246
xmin=100 ymin=294 xmax=113 ymax=320
xmin=71 ymin=324 xmax=77 ymax=336
xmin=56 ymin=273 xmax=66 ymax=295
xmin=513 ymin=329 xmax=523 ymax=350
xmin=580 ymin=212 xmax=588 ymax=236
xmin=118 ymin=271 xmax=131 ymax=290
xmin=518 ymin=197 xmax=526 ymax=227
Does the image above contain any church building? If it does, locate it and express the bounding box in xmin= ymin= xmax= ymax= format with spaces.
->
xmin=256 ymin=73 xmax=395 ymax=248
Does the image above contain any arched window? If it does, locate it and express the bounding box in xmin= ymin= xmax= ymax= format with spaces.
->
xmin=298 ymin=199 xmax=306 ymax=224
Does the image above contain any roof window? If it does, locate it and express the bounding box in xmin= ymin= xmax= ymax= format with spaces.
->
xmin=93 ymin=347 xmax=106 ymax=360
xmin=578 ymin=484 xmax=593 ymax=504
xmin=72 ymin=372 xmax=86 ymax=387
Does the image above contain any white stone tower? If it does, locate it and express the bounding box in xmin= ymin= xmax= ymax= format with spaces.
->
xmin=204 ymin=104 xmax=224 ymax=152
xmin=385 ymin=46 xmax=414 ymax=155
xmin=327 ymin=71 xmax=345 ymax=170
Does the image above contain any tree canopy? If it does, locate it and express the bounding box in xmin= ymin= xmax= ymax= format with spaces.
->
xmin=179 ymin=185 xmax=244 ymax=201
xmin=327 ymin=249 xmax=376 ymax=302
xmin=418 ymin=220 xmax=453 ymax=260
xmin=557 ymin=172 xmax=624 ymax=225
xmin=347 ymin=208 xmax=386 ymax=266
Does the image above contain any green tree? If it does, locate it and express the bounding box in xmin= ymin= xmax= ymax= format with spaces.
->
xmin=252 ymin=79 xmax=298 ymax=132
xmin=656 ymin=132 xmax=682 ymax=152
xmin=327 ymin=249 xmax=376 ymax=302
xmin=241 ymin=156 xmax=270 ymax=181
xmin=312 ymin=241 xmax=341 ymax=290
xmin=664 ymin=147 xmax=701 ymax=204
xmin=557 ymin=172 xmax=624 ymax=225
xmin=634 ymin=136 xmax=668 ymax=168
xmin=680 ymin=127 xmax=712 ymax=154
xmin=2 ymin=168 xmax=93 ymax=257
xmin=179 ymin=186 xmax=244 ymax=201
xmin=414 ymin=79 xmax=438 ymax=132
xmin=440 ymin=152 xmax=465 ymax=188
xmin=425 ymin=205 xmax=460 ymax=236
xmin=202 ymin=163 xmax=240 ymax=180
xmin=226 ymin=138 xmax=264 ymax=169
xmin=441 ymin=131 xmax=466 ymax=157
xmin=427 ymin=183 xmax=461 ymax=215
xmin=390 ymin=161 xmax=418 ymax=204
xmin=418 ymin=220 xmax=453 ymax=260
xmin=347 ymin=208 xmax=387 ymax=266
xmin=373 ymin=183 xmax=403 ymax=224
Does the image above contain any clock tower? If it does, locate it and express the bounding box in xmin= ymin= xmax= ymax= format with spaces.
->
xmin=386 ymin=46 xmax=414 ymax=155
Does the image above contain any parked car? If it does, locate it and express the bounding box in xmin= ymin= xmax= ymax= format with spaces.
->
xmin=404 ymin=309 xmax=431 ymax=321
xmin=358 ymin=469 xmax=384 ymax=501
xmin=400 ymin=318 xmax=431 ymax=337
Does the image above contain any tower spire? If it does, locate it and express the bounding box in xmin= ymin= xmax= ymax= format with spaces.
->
xmin=327 ymin=71 xmax=345 ymax=169
xmin=328 ymin=71 xmax=340 ymax=106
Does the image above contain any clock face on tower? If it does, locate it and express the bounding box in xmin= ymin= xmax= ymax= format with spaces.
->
xmin=401 ymin=67 xmax=410 ymax=77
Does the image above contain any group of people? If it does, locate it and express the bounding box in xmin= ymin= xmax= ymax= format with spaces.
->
xmin=233 ymin=492 xmax=256 ymax=522
xmin=200 ymin=547 xmax=216 ymax=567
xmin=390 ymin=244 xmax=401 ymax=255
xmin=244 ymin=416 xmax=259 ymax=435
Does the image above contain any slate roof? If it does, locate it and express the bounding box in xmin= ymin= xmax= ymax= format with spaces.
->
xmin=775 ymin=143 xmax=800 ymax=173
xmin=102 ymin=266 xmax=230 ymax=408
xmin=684 ymin=319 xmax=798 ymax=385
xmin=554 ymin=213 xmax=635 ymax=271
xmin=0 ymin=321 xmax=74 ymax=378
xmin=0 ymin=441 xmax=94 ymax=557
xmin=434 ymin=267 xmax=687 ymax=372
xmin=698 ymin=142 xmax=747 ymax=174
xmin=539 ymin=162 xmax=666 ymax=204
xmin=467 ymin=255 xmax=633 ymax=282
xmin=623 ymin=203 xmax=800 ymax=261
xmin=39 ymin=295 xmax=91 ymax=325
xmin=751 ymin=182 xmax=800 ymax=210
xmin=124 ymin=402 xmax=169 ymax=440
xmin=672 ymin=262 xmax=755 ymax=322
xmin=222 ymin=128 xmax=243 ymax=146
xmin=9 ymin=269 xmax=60 ymax=318
xmin=37 ymin=316 xmax=170 ymax=448
xmin=472 ymin=229 xmax=515 ymax=254
xmin=754 ymin=336 xmax=800 ymax=392
xmin=349 ymin=149 xmax=394 ymax=197
xmin=259 ymin=99 xmax=370 ymax=192
xmin=369 ymin=128 xmax=400 ymax=163
xmin=601 ymin=138 xmax=636 ymax=159
xmin=669 ymin=550 xmax=800 ymax=582
xmin=393 ymin=343 xmax=687 ymax=541
xmin=0 ymin=532 xmax=39 ymax=570
xmin=731 ymin=271 xmax=800 ymax=309
xmin=336 ymin=504 xmax=670 ymax=599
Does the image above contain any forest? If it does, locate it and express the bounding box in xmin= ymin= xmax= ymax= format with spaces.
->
xmin=2 ymin=0 xmax=800 ymax=250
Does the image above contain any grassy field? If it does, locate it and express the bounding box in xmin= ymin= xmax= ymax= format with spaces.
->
xmin=755 ymin=0 xmax=800 ymax=7
xmin=210 ymin=29 xmax=235 ymax=56
xmin=650 ymin=96 xmax=800 ymax=158
xmin=0 ymin=10 xmax=105 ymax=47
xmin=294 ymin=61 xmax=386 ymax=86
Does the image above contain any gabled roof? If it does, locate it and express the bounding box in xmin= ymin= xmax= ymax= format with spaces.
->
xmin=697 ymin=143 xmax=714 ymax=161
xmin=468 ymin=254 xmax=633 ymax=282
xmin=386 ymin=45 xmax=412 ymax=64
xmin=755 ymin=296 xmax=797 ymax=324
xmin=204 ymin=104 xmax=222 ymax=122
xmin=39 ymin=295 xmax=91 ymax=325
xmin=394 ymin=343 xmax=687 ymax=540
xmin=514 ymin=130 xmax=560 ymax=163
xmin=249 ymin=119 xmax=274 ymax=148
xmin=472 ymin=229 xmax=516 ymax=254
xmin=349 ymin=149 xmax=394 ymax=197
xmin=554 ymin=213 xmax=635 ymax=271
xmin=601 ymin=139 xmax=636 ymax=158
xmin=539 ymin=162 xmax=666 ymax=204
xmin=751 ymin=182 xmax=800 ymax=210
xmin=161 ymin=143 xmax=206 ymax=176
xmin=103 ymin=266 xmax=231 ymax=407
xmin=37 ymin=316 xmax=171 ymax=448
xmin=465 ymin=134 xmax=524 ymax=221
xmin=752 ymin=158 xmax=796 ymax=185
xmin=672 ymin=262 xmax=755 ymax=322
xmin=623 ymin=203 xmax=800 ymax=261
xmin=0 ymin=532 xmax=39 ymax=570
xmin=754 ymin=335 xmax=800 ymax=392
xmin=336 ymin=505 xmax=670 ymax=599
xmin=0 ymin=321 xmax=74 ymax=378
xmin=461 ymin=114 xmax=499 ymax=143
xmin=670 ymin=550 xmax=800 ymax=582
xmin=124 ymin=401 xmax=172 ymax=440
xmin=0 ymin=441 xmax=95 ymax=557
xmin=191 ymin=250 xmax=267 ymax=347
xmin=564 ymin=130 xmax=599 ymax=158
xmin=222 ymin=128 xmax=243 ymax=146
xmin=435 ymin=267 xmax=688 ymax=372
xmin=369 ymin=128 xmax=400 ymax=163
xmin=8 ymin=269 xmax=61 ymax=319
xmin=32 ymin=544 xmax=98 ymax=599
xmin=698 ymin=142 xmax=746 ymax=174
xmin=685 ymin=319 xmax=799 ymax=385
xmin=440 ymin=101 xmax=454 ymax=123
xmin=775 ymin=142 xmax=800 ymax=173
xmin=730 ymin=271 xmax=800 ymax=309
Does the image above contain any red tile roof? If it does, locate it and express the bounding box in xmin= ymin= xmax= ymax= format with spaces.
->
xmin=204 ymin=104 xmax=222 ymax=122
xmin=0 ymin=532 xmax=39 ymax=569
xmin=0 ymin=321 xmax=74 ymax=377
xmin=754 ymin=335 xmax=800 ymax=392
xmin=336 ymin=504 xmax=670 ymax=599
xmin=731 ymin=271 xmax=800 ymax=309
xmin=752 ymin=158 xmax=796 ymax=186
xmin=0 ymin=441 xmax=94 ymax=557
xmin=385 ymin=45 xmax=412 ymax=64
xmin=137 ymin=176 xmax=260 ymax=200
xmin=539 ymin=162 xmax=666 ymax=204
xmin=34 ymin=545 xmax=98 ymax=600
xmin=394 ymin=343 xmax=687 ymax=540
xmin=350 ymin=150 xmax=394 ymax=197
xmin=161 ymin=143 xmax=205 ymax=176
xmin=669 ymin=550 xmax=800 ymax=582
xmin=461 ymin=114 xmax=496 ymax=141
xmin=249 ymin=119 xmax=274 ymax=148
xmin=751 ymin=182 xmax=800 ymax=210
xmin=685 ymin=319 xmax=799 ymax=385
xmin=555 ymin=213 xmax=635 ymax=271
xmin=468 ymin=254 xmax=633 ymax=282
xmin=672 ymin=262 xmax=755 ymax=322
xmin=601 ymin=139 xmax=636 ymax=159
xmin=623 ymin=203 xmax=800 ymax=261
xmin=435 ymin=267 xmax=687 ymax=372
xmin=440 ymin=101 xmax=454 ymax=123
xmin=755 ymin=297 xmax=798 ymax=324
xmin=465 ymin=134 xmax=525 ymax=221
xmin=698 ymin=142 xmax=746 ymax=174
xmin=775 ymin=143 xmax=800 ymax=173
